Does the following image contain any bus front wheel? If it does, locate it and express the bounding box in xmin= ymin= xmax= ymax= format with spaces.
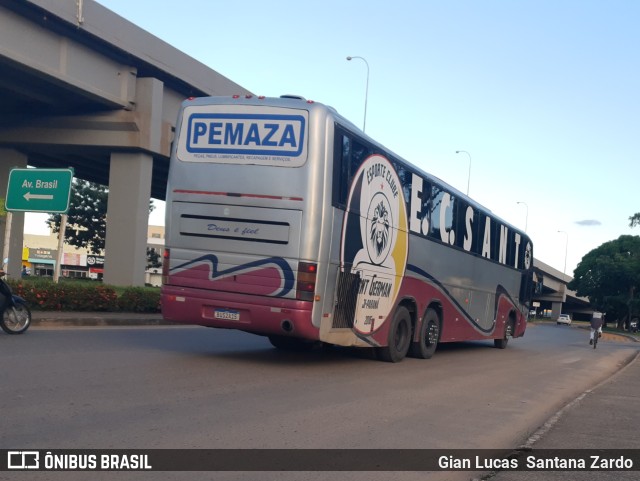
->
xmin=376 ymin=306 xmax=412 ymax=363
xmin=410 ymin=308 xmax=440 ymax=359
xmin=494 ymin=319 xmax=514 ymax=349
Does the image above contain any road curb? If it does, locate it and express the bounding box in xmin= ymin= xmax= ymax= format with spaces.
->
xmin=30 ymin=312 xmax=173 ymax=327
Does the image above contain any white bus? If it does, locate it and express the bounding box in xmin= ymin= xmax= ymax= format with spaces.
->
xmin=161 ymin=95 xmax=534 ymax=362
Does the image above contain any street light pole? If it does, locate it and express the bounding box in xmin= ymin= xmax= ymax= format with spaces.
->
xmin=558 ymin=230 xmax=568 ymax=276
xmin=346 ymin=56 xmax=369 ymax=132
xmin=455 ymin=150 xmax=471 ymax=196
xmin=517 ymin=201 xmax=528 ymax=233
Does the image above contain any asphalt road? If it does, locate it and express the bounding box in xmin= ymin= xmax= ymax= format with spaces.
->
xmin=0 ymin=322 xmax=637 ymax=481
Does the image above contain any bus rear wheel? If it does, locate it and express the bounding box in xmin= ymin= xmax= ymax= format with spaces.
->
xmin=410 ymin=308 xmax=440 ymax=359
xmin=376 ymin=306 xmax=412 ymax=363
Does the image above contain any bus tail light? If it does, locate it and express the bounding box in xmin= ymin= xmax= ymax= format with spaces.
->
xmin=296 ymin=262 xmax=317 ymax=301
xmin=162 ymin=249 xmax=170 ymax=284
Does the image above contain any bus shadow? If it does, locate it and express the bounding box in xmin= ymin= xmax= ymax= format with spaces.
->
xmin=205 ymin=342 xmax=379 ymax=366
xmin=118 ymin=327 xmax=503 ymax=366
xmin=119 ymin=327 xmax=374 ymax=365
xmin=435 ymin=341 xmax=497 ymax=353
xmin=194 ymin=339 xmax=498 ymax=366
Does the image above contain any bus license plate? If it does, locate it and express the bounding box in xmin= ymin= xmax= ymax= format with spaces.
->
xmin=214 ymin=309 xmax=240 ymax=321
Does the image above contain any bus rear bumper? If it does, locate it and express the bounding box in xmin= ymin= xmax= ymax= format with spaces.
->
xmin=161 ymin=286 xmax=319 ymax=340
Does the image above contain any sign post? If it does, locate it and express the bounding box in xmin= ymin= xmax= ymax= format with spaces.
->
xmin=2 ymin=211 xmax=11 ymax=271
xmin=5 ymin=168 xmax=73 ymax=282
xmin=52 ymin=214 xmax=68 ymax=283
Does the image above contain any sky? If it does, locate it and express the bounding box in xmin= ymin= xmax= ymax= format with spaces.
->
xmin=25 ymin=0 xmax=640 ymax=277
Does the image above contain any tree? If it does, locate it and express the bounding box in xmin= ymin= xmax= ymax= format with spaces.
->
xmin=630 ymin=213 xmax=640 ymax=228
xmin=47 ymin=180 xmax=108 ymax=254
xmin=568 ymin=235 xmax=640 ymax=330
xmin=47 ymin=179 xmax=156 ymax=257
xmin=146 ymin=247 xmax=161 ymax=269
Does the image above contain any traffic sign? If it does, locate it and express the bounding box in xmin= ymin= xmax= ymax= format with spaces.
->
xmin=5 ymin=168 xmax=74 ymax=213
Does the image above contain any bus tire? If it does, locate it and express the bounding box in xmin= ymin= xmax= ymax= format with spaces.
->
xmin=494 ymin=319 xmax=514 ymax=349
xmin=409 ymin=308 xmax=440 ymax=359
xmin=376 ymin=306 xmax=412 ymax=363
xmin=268 ymin=335 xmax=318 ymax=352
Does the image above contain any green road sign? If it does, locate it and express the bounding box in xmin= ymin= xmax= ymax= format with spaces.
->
xmin=5 ymin=168 xmax=74 ymax=213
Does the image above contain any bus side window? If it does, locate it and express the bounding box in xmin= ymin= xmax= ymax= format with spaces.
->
xmin=339 ymin=134 xmax=351 ymax=206
xmin=477 ymin=213 xmax=489 ymax=257
xmin=453 ymin=200 xmax=469 ymax=250
xmin=506 ymin=228 xmax=519 ymax=268
xmin=392 ymin=161 xmax=412 ymax=207
xmin=333 ymin=128 xmax=372 ymax=209
xmin=520 ymin=270 xmax=535 ymax=303
xmin=431 ymin=187 xmax=455 ymax=245
xmin=351 ymin=139 xmax=370 ymax=172
xmin=420 ymin=182 xmax=433 ymax=237
xmin=430 ymin=185 xmax=445 ymax=241
xmin=463 ymin=203 xmax=481 ymax=254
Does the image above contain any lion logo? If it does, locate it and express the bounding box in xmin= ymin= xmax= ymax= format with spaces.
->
xmin=370 ymin=201 xmax=390 ymax=257
xmin=340 ymin=154 xmax=408 ymax=335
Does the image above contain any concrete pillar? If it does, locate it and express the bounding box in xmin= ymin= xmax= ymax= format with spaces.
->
xmin=551 ymin=301 xmax=563 ymax=320
xmin=103 ymin=152 xmax=153 ymax=286
xmin=0 ymin=149 xmax=27 ymax=277
xmin=135 ymin=77 xmax=164 ymax=153
xmin=102 ymin=76 xmax=163 ymax=287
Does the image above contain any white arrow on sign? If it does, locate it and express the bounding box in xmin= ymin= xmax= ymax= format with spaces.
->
xmin=23 ymin=192 xmax=54 ymax=201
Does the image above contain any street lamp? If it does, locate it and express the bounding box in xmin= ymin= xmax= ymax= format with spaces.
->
xmin=455 ymin=150 xmax=471 ymax=195
xmin=517 ymin=201 xmax=528 ymax=233
xmin=346 ymin=56 xmax=369 ymax=132
xmin=558 ymin=230 xmax=568 ymax=276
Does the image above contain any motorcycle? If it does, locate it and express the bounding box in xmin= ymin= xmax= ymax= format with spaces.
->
xmin=0 ymin=270 xmax=32 ymax=334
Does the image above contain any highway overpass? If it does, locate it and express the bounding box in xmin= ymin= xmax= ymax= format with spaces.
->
xmin=532 ymin=258 xmax=591 ymax=321
xmin=0 ymin=0 xmax=250 ymax=285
